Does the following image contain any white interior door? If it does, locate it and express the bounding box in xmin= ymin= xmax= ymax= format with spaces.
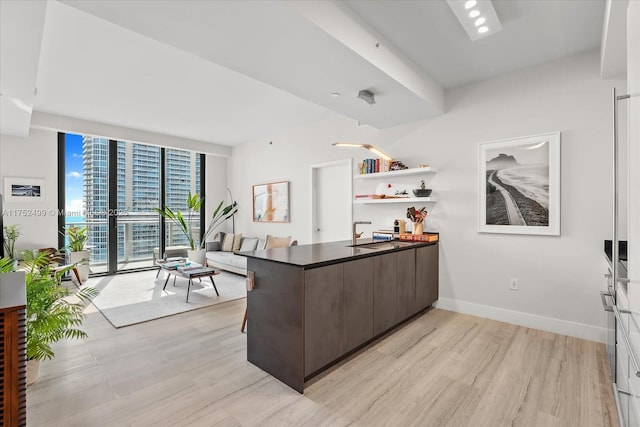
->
xmin=311 ymin=159 xmax=352 ymax=243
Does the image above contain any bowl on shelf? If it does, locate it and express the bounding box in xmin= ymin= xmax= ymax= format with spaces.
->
xmin=412 ymin=189 xmax=432 ymax=197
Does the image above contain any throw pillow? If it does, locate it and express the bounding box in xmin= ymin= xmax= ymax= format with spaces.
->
xmin=265 ymin=235 xmax=292 ymax=249
xmin=221 ymin=233 xmax=235 ymax=251
xmin=239 ymin=237 xmax=259 ymax=251
xmin=232 ymin=233 xmax=243 ymax=251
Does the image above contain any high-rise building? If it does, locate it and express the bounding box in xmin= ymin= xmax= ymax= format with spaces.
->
xmin=81 ymin=137 xmax=200 ymax=267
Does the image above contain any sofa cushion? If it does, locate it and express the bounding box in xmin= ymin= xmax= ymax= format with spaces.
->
xmin=257 ymin=238 xmax=267 ymax=250
xmin=239 ymin=237 xmax=259 ymax=251
xmin=265 ymin=235 xmax=291 ymax=249
xmin=221 ymin=233 xmax=242 ymax=251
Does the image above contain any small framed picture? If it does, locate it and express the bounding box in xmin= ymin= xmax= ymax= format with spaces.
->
xmin=4 ymin=177 xmax=47 ymax=204
xmin=478 ymin=132 xmax=560 ymax=236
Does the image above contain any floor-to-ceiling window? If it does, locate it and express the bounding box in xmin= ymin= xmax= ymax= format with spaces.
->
xmin=59 ymin=133 xmax=204 ymax=275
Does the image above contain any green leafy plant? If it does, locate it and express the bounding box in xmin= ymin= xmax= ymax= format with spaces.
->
xmin=420 ymin=179 xmax=426 ymax=190
xmin=23 ymin=250 xmax=98 ymax=361
xmin=65 ymin=225 xmax=88 ymax=252
xmin=3 ymin=224 xmax=21 ymax=259
xmin=154 ymin=192 xmax=237 ymax=250
xmin=0 ymin=256 xmax=16 ymax=273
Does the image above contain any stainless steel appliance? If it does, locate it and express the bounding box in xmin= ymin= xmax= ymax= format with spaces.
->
xmin=602 ymin=86 xmax=640 ymax=427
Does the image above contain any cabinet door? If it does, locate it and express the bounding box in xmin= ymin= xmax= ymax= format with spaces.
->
xmin=396 ymin=249 xmax=416 ymax=322
xmin=416 ymin=244 xmax=439 ymax=310
xmin=373 ymin=253 xmax=397 ymax=335
xmin=343 ymin=257 xmax=374 ymax=352
xmin=304 ymin=264 xmax=344 ymax=376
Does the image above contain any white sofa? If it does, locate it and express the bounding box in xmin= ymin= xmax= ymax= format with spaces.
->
xmin=205 ymin=234 xmax=296 ymax=276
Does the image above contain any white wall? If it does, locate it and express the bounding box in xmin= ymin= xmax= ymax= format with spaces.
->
xmin=0 ymin=128 xmax=59 ymax=252
xmin=230 ymin=50 xmax=625 ymax=342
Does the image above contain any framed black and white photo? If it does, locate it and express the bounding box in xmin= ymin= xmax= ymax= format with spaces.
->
xmin=4 ymin=177 xmax=47 ymax=203
xmin=478 ymin=132 xmax=560 ymax=236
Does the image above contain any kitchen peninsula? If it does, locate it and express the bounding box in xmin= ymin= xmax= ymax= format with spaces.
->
xmin=241 ymin=238 xmax=439 ymax=393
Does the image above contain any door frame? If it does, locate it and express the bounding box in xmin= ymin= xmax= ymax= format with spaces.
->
xmin=309 ymin=158 xmax=353 ymax=243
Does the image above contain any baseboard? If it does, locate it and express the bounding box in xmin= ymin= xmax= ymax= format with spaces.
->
xmin=434 ymin=297 xmax=606 ymax=343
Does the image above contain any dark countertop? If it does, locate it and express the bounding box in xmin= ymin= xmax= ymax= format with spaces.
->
xmin=238 ymin=238 xmax=438 ymax=269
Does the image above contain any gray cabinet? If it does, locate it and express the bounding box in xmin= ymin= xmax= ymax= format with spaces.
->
xmin=304 ymin=263 xmax=344 ymax=376
xmin=373 ymin=252 xmax=397 ymax=335
xmin=416 ymin=245 xmax=439 ymax=310
xmin=343 ymin=257 xmax=374 ymax=352
xmin=396 ymin=249 xmax=416 ymax=322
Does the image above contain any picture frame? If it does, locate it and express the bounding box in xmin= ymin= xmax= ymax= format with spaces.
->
xmin=3 ymin=177 xmax=47 ymax=204
xmin=253 ymin=181 xmax=289 ymax=222
xmin=478 ymin=132 xmax=560 ymax=236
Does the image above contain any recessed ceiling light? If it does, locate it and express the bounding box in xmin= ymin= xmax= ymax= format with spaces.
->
xmin=478 ymin=26 xmax=489 ymax=33
xmin=331 ymin=92 xmax=341 ymax=97
xmin=447 ymin=0 xmax=503 ymax=41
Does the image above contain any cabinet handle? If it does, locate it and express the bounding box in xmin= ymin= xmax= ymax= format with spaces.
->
xmin=607 ymin=293 xmax=640 ymax=377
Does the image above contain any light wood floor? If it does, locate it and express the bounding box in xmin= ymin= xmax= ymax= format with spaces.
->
xmin=27 ymin=301 xmax=618 ymax=427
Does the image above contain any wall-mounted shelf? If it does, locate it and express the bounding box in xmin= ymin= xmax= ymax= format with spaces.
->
xmin=354 ymin=167 xmax=438 ymax=180
xmin=354 ymin=197 xmax=436 ymax=204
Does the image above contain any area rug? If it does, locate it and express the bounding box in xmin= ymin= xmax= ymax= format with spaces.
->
xmin=84 ymin=269 xmax=246 ymax=328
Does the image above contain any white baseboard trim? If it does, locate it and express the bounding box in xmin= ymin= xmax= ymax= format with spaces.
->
xmin=434 ymin=297 xmax=606 ymax=343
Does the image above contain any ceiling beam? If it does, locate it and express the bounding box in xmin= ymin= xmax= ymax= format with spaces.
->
xmin=288 ymin=0 xmax=445 ymax=114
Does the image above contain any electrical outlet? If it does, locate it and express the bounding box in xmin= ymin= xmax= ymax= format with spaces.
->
xmin=510 ymin=277 xmax=519 ymax=291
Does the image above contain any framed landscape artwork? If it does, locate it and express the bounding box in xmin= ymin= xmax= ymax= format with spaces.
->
xmin=253 ymin=181 xmax=289 ymax=222
xmin=3 ymin=177 xmax=46 ymax=203
xmin=478 ymin=132 xmax=560 ymax=236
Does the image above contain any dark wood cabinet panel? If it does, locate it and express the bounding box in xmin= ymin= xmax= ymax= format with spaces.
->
xmin=304 ymin=263 xmax=344 ymax=376
xmin=247 ymin=259 xmax=305 ymax=393
xmin=343 ymin=257 xmax=374 ymax=352
xmin=396 ymin=249 xmax=416 ymax=322
xmin=416 ymin=245 xmax=439 ymax=310
xmin=373 ymin=253 xmax=397 ymax=336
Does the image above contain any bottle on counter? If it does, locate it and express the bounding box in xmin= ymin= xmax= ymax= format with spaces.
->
xmin=393 ymin=220 xmax=399 ymax=238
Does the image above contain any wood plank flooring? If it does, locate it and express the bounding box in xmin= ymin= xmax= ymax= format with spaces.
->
xmin=27 ymin=300 xmax=618 ymax=426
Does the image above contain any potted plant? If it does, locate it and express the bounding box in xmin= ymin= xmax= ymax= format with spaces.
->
xmin=154 ymin=192 xmax=237 ymax=264
xmin=3 ymin=224 xmax=21 ymax=265
xmin=22 ymin=250 xmax=97 ymax=384
xmin=64 ymin=225 xmax=90 ymax=283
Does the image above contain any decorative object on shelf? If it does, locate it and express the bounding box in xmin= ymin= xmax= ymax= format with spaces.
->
xmin=390 ymin=160 xmax=408 ymax=170
xmin=407 ymin=206 xmax=427 ymax=235
xmin=478 ymin=131 xmax=560 ymax=236
xmin=253 ymin=181 xmax=289 ymax=222
xmin=3 ymin=177 xmax=47 ymax=203
xmin=413 ymin=180 xmax=433 ymax=197
xmin=155 ymin=192 xmax=238 ymax=264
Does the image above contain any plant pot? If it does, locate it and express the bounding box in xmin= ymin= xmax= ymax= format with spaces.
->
xmin=68 ymin=250 xmax=90 ymax=283
xmin=26 ymin=359 xmax=40 ymax=386
xmin=187 ymin=249 xmax=206 ymax=265
xmin=412 ymin=189 xmax=432 ymax=197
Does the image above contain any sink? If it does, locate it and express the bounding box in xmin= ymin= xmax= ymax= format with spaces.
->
xmin=350 ymin=241 xmax=416 ymax=250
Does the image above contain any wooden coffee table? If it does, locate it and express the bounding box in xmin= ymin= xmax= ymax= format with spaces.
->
xmin=157 ymin=261 xmax=220 ymax=302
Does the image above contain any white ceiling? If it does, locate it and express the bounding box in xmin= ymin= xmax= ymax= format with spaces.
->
xmin=0 ymin=0 xmax=612 ymax=145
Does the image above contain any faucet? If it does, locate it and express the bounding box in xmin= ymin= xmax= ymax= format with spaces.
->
xmin=353 ymin=221 xmax=372 ymax=246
